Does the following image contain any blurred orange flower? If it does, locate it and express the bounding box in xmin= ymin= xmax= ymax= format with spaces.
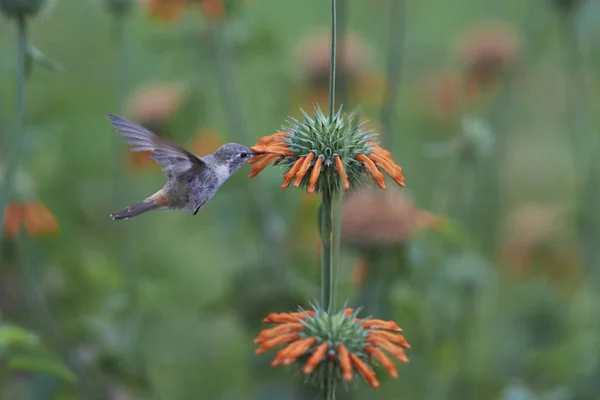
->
xmin=125 ymin=82 xmax=187 ymax=126
xmin=342 ymin=187 xmax=444 ymax=247
xmin=455 ymin=21 xmax=520 ymax=91
xmin=3 ymin=202 xmax=59 ymax=237
xmin=187 ymin=129 xmax=224 ymax=156
xmin=143 ymin=0 xmax=224 ymax=21
xmin=254 ymin=307 xmax=410 ymax=388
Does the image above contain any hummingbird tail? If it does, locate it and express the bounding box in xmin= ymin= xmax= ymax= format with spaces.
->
xmin=110 ymin=193 xmax=167 ymax=220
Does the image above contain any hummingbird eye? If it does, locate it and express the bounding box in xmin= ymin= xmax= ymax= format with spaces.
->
xmin=240 ymin=152 xmax=248 ymax=159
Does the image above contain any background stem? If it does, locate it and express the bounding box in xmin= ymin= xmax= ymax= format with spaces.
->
xmin=0 ymin=16 xmax=28 ymax=240
xmin=379 ymin=0 xmax=406 ymax=150
xmin=208 ymin=20 xmax=285 ymax=269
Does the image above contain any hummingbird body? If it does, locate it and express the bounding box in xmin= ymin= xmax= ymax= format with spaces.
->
xmin=108 ymin=114 xmax=254 ymax=220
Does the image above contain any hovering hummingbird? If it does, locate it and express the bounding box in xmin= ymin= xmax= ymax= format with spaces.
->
xmin=108 ymin=114 xmax=256 ymax=220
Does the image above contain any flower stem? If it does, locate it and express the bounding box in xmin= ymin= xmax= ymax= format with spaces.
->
xmin=319 ymin=187 xmax=334 ymax=313
xmin=0 ymin=16 xmax=28 ymax=240
xmin=208 ymin=20 xmax=286 ymax=269
xmin=379 ymin=0 xmax=406 ymax=150
xmin=328 ymin=0 xmax=337 ymax=122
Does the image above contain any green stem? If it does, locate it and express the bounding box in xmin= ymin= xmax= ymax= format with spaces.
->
xmin=320 ymin=188 xmax=334 ymax=313
xmin=208 ymin=20 xmax=285 ymax=269
xmin=325 ymin=368 xmax=336 ymax=400
xmin=0 ymin=16 xmax=28 ymax=240
xmin=379 ymin=0 xmax=406 ymax=150
xmin=328 ymin=0 xmax=337 ymax=122
xmin=336 ymin=0 xmax=348 ymax=107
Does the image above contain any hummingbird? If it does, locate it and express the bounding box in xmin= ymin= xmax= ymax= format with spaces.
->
xmin=107 ymin=114 xmax=256 ymax=220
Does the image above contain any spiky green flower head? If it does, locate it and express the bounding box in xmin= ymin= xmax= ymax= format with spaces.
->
xmin=0 ymin=0 xmax=47 ymax=18
xmin=249 ymin=105 xmax=405 ymax=194
xmin=254 ymin=304 xmax=410 ymax=389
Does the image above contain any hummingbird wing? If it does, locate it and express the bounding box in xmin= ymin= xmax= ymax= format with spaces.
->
xmin=108 ymin=114 xmax=206 ymax=175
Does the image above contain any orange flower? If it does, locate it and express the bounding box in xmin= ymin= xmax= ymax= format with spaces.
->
xmin=254 ymin=307 xmax=410 ymax=388
xmin=143 ymin=0 xmax=224 ymax=21
xmin=248 ymin=106 xmax=405 ymax=194
xmin=3 ymin=202 xmax=59 ymax=237
xmin=187 ymin=129 xmax=224 ymax=155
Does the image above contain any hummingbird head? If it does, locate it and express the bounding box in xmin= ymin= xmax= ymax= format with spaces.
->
xmin=212 ymin=143 xmax=256 ymax=177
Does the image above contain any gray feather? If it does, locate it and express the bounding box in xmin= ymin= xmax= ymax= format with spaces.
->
xmin=108 ymin=114 xmax=207 ymax=176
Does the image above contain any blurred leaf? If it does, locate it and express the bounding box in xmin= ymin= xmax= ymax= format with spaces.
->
xmin=26 ymin=45 xmax=66 ymax=76
xmin=0 ymin=323 xmax=40 ymax=356
xmin=8 ymin=354 xmax=76 ymax=383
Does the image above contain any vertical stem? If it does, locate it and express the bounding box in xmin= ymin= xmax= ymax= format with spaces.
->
xmin=0 ymin=16 xmax=28 ymax=240
xmin=208 ymin=20 xmax=285 ymax=269
xmin=379 ymin=0 xmax=406 ymax=150
xmin=328 ymin=0 xmax=337 ymax=122
xmin=336 ymin=0 xmax=348 ymax=108
xmin=320 ymin=188 xmax=333 ymax=313
xmin=112 ymin=13 xmax=151 ymax=394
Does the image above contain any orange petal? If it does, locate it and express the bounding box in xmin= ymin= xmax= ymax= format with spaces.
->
xmin=282 ymin=157 xmax=305 ymax=189
xmin=251 ymin=144 xmax=293 ymax=156
xmin=349 ymin=353 xmax=380 ymax=388
xmin=294 ymin=152 xmax=315 ymax=187
xmin=334 ymin=155 xmax=350 ymax=190
xmin=255 ymin=333 xmax=300 ymax=354
xmin=289 ymin=311 xmax=316 ymax=319
xmin=366 ymin=337 xmax=409 ymax=363
xmin=361 ymin=319 xmax=403 ymax=332
xmin=368 ymin=330 xmax=411 ymax=349
xmin=343 ymin=308 xmax=354 ymax=316
xmin=303 ymin=341 xmax=329 ymax=374
xmin=254 ymin=323 xmax=304 ymax=344
xmin=356 ymin=154 xmax=386 ymax=189
xmin=307 ymin=156 xmax=323 ymax=194
xmin=365 ymin=345 xmax=398 ymax=378
xmin=272 ymin=342 xmax=297 ymax=366
xmin=337 ymin=344 xmax=353 ymax=381
xmin=249 ymin=154 xmax=281 ymax=178
xmin=368 ymin=153 xmax=405 ymax=187
xmin=248 ymin=154 xmax=268 ymax=164
xmin=255 ymin=132 xmax=288 ymax=146
xmin=283 ymin=337 xmax=317 ymax=365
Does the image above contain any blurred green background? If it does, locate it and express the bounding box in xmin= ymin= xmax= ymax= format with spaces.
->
xmin=2 ymin=0 xmax=600 ymax=399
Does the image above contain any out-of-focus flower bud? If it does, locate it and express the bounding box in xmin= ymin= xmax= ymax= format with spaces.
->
xmin=0 ymin=0 xmax=47 ymax=18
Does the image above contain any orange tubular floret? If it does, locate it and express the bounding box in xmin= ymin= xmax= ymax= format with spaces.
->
xmin=272 ymin=340 xmax=303 ymax=366
xmin=249 ymin=154 xmax=281 ymax=177
xmin=289 ymin=311 xmax=316 ymax=319
xmin=349 ymin=353 xmax=380 ymax=388
xmin=263 ymin=313 xmax=304 ymax=324
xmin=361 ymin=319 xmax=403 ymax=332
xmin=248 ymin=154 xmax=268 ymax=164
xmin=337 ymin=344 xmax=353 ymax=381
xmin=334 ymin=155 xmax=350 ymax=190
xmin=294 ymin=152 xmax=315 ymax=187
xmin=307 ymin=157 xmax=323 ymax=194
xmin=303 ymin=341 xmax=329 ymax=374
xmin=365 ymin=345 xmax=398 ymax=378
xmin=250 ymin=144 xmax=293 ymax=156
xmin=283 ymin=337 xmax=317 ymax=365
xmin=282 ymin=157 xmax=305 ymax=188
xmin=368 ymin=330 xmax=411 ymax=348
xmin=366 ymin=337 xmax=409 ymax=363
xmin=255 ymin=333 xmax=300 ymax=354
xmin=255 ymin=132 xmax=288 ymax=146
xmin=254 ymin=323 xmax=304 ymax=344
xmin=343 ymin=308 xmax=354 ymax=316
xmin=368 ymin=154 xmax=405 ymax=187
xmin=356 ymin=154 xmax=386 ymax=189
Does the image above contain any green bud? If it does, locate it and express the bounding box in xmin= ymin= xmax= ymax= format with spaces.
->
xmin=0 ymin=0 xmax=46 ymax=18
